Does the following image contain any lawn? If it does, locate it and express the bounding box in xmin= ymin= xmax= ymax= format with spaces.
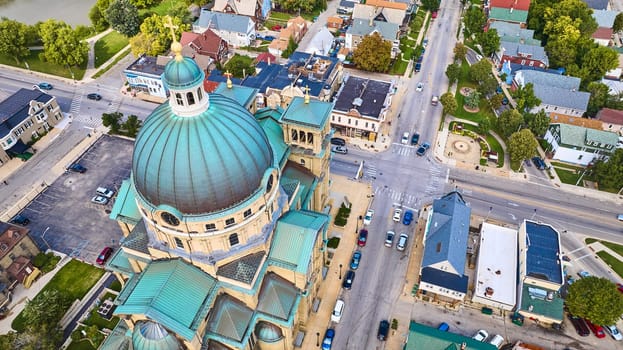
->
xmin=140 ymin=0 xmax=185 ymax=16
xmin=0 ymin=50 xmax=86 ymax=80
xmin=66 ymin=340 xmax=96 ymax=350
xmin=601 ymin=240 xmax=623 ymax=258
xmin=389 ymin=57 xmax=408 ymax=75
xmin=597 ymin=251 xmax=623 ymax=279
xmin=82 ymin=307 xmax=120 ymax=330
xmin=553 ymin=167 xmax=581 ymax=185
xmin=92 ymin=48 xmax=132 ymax=79
xmin=94 ymin=31 xmax=129 ymax=68
xmin=12 ymin=260 xmax=105 ymax=331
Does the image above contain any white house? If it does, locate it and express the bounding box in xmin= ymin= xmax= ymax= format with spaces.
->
xmin=193 ymin=9 xmax=256 ymax=47
xmin=544 ymin=123 xmax=619 ymax=166
xmin=303 ymin=27 xmax=335 ymax=56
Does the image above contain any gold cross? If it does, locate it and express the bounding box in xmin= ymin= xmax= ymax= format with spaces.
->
xmin=164 ymin=15 xmax=179 ymax=43
xmin=303 ymin=85 xmax=311 ymax=103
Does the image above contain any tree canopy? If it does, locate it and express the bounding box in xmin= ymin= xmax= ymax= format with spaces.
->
xmin=524 ymin=109 xmax=550 ymax=137
xmin=445 ymin=63 xmax=461 ymax=84
xmin=586 ymin=82 xmax=610 ymax=117
xmin=566 ymin=276 xmax=623 ymax=325
xmin=130 ymin=0 xmax=160 ymax=9
xmin=352 ymin=32 xmax=392 ymax=73
xmin=421 ymin=0 xmax=440 ymax=11
xmin=224 ymin=53 xmax=255 ymax=78
xmin=498 ymin=109 xmax=524 ymax=138
xmin=106 ymin=0 xmax=140 ymax=37
xmin=0 ymin=19 xmax=30 ymax=64
xmin=440 ymin=92 xmax=457 ymax=116
xmin=453 ymin=43 xmax=467 ymax=62
xmin=273 ymin=0 xmax=326 ymax=13
xmin=39 ymin=20 xmax=89 ymax=68
xmin=89 ymin=0 xmax=110 ymax=31
xmin=590 ymin=148 xmax=623 ymax=192
xmin=129 ymin=14 xmax=189 ymax=56
xmin=476 ymin=28 xmax=500 ymax=57
xmin=468 ymin=59 xmax=492 ymax=84
xmin=463 ymin=7 xmax=486 ymax=37
xmin=614 ymin=13 xmax=623 ymax=33
xmin=511 ymin=83 xmax=541 ymax=112
xmin=508 ymin=129 xmax=538 ymax=165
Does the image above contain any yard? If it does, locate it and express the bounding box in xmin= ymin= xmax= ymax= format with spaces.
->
xmin=139 ymin=0 xmax=185 ymax=16
xmin=94 ymin=31 xmax=129 ymax=68
xmin=0 ymin=50 xmax=86 ymax=80
xmin=596 ymin=251 xmax=623 ymax=279
xmin=552 ymin=166 xmax=582 ymax=185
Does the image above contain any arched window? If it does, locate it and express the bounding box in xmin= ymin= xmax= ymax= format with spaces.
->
xmin=197 ymin=88 xmax=202 ymax=101
xmin=307 ymin=132 xmax=314 ymax=144
xmin=187 ymin=92 xmax=195 ymax=105
xmin=175 ymin=93 xmax=183 ymax=105
xmin=229 ymin=233 xmax=239 ymax=246
xmin=299 ymin=130 xmax=306 ymax=143
xmin=300 ymin=159 xmax=305 ymax=166
xmin=291 ymin=129 xmax=298 ymax=141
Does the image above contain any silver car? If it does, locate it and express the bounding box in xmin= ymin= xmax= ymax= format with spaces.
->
xmin=397 ymin=233 xmax=408 ymax=251
xmin=91 ymin=196 xmax=109 ymax=205
xmin=384 ymin=231 xmax=395 ymax=247
xmin=331 ymin=145 xmax=348 ymax=154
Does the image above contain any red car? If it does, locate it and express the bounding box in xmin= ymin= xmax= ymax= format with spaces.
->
xmin=585 ymin=319 xmax=606 ymax=338
xmin=616 ymin=283 xmax=623 ymax=294
xmin=357 ymin=229 xmax=368 ymax=247
xmin=272 ymin=25 xmax=282 ymax=31
xmin=96 ymin=247 xmax=113 ymax=265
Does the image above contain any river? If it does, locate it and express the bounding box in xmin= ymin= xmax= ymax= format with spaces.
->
xmin=0 ymin=0 xmax=97 ymax=27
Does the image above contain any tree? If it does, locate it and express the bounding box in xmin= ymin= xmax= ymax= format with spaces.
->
xmin=167 ymin=2 xmax=194 ymax=24
xmin=477 ymin=75 xmax=498 ymax=95
xmin=352 ymin=32 xmax=392 ymax=73
xmin=580 ymin=46 xmax=619 ymax=84
xmin=463 ymin=7 xmax=486 ymax=37
xmin=590 ymin=148 xmax=623 ymax=191
xmin=129 ymin=14 xmax=189 ymax=56
xmin=39 ymin=20 xmax=89 ymax=68
xmin=102 ymin=112 xmax=122 ymax=133
xmin=273 ymin=0 xmax=315 ymax=13
xmin=445 ymin=63 xmax=461 ymax=84
xmin=586 ymin=82 xmax=610 ymax=117
xmin=454 ymin=43 xmax=468 ymax=62
xmin=614 ymin=12 xmax=623 ymax=33
xmin=106 ymin=0 xmax=140 ymax=37
xmin=477 ymin=117 xmax=491 ymax=135
xmin=89 ymin=2 xmax=109 ymax=31
xmin=224 ymin=53 xmax=254 ymax=78
xmin=512 ymin=83 xmax=541 ymax=112
xmin=20 ymin=289 xmax=68 ymax=348
xmin=464 ymin=91 xmax=480 ymax=109
xmin=498 ymin=109 xmax=524 ymax=137
xmin=440 ymin=92 xmax=457 ymax=116
xmin=476 ymin=29 xmax=500 ymax=57
xmin=524 ymin=109 xmax=550 ymax=137
xmin=0 ymin=19 xmax=30 ymax=64
xmin=488 ymin=94 xmax=504 ymax=110
xmin=566 ymin=276 xmax=623 ymax=325
xmin=508 ymin=129 xmax=538 ymax=165
xmin=421 ymin=0 xmax=440 ymax=11
xmin=131 ymin=0 xmax=160 ymax=9
xmin=281 ymin=36 xmax=298 ymax=58
xmin=468 ymin=59 xmax=492 ymax=84
xmin=123 ymin=114 xmax=142 ymax=137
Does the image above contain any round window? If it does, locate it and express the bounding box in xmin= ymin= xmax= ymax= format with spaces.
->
xmin=161 ymin=212 xmax=180 ymax=226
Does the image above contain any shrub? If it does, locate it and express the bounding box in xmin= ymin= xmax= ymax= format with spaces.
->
xmin=391 ymin=319 xmax=398 ymax=330
xmin=327 ymin=237 xmax=340 ymax=249
xmin=334 ymin=216 xmax=347 ymax=226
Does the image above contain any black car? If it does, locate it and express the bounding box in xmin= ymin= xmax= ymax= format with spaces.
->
xmin=68 ymin=163 xmax=87 ymax=173
xmin=331 ymin=137 xmax=346 ymax=146
xmin=87 ymin=93 xmax=102 ymax=101
xmin=411 ymin=133 xmax=420 ymax=145
xmin=342 ymin=270 xmax=355 ymax=290
xmin=10 ymin=214 xmax=30 ymax=226
xmin=377 ymin=320 xmax=390 ymax=341
xmin=567 ymin=314 xmax=590 ymax=337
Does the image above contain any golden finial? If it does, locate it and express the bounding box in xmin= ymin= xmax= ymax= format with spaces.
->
xmin=303 ymin=85 xmax=311 ymax=104
xmin=224 ymin=71 xmax=233 ymax=89
xmin=164 ymin=15 xmax=183 ymax=62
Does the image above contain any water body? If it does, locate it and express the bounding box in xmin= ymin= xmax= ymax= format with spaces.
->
xmin=0 ymin=0 xmax=97 ymax=27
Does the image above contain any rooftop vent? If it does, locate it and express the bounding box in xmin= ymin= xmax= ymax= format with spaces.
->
xmin=352 ymin=97 xmax=363 ymax=107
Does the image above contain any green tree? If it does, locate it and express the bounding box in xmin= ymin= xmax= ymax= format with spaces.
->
xmin=273 ymin=0 xmax=315 ymax=12
xmin=89 ymin=2 xmax=110 ymax=31
xmin=580 ymin=46 xmax=619 ymax=85
xmin=129 ymin=14 xmax=189 ymax=56
xmin=477 ymin=75 xmax=498 ymax=95
xmin=224 ymin=53 xmax=254 ymax=78
xmin=468 ymin=59 xmax=492 ymax=84
xmin=39 ymin=20 xmax=89 ymax=68
xmin=122 ymin=114 xmax=142 ymax=137
xmin=353 ymin=32 xmax=392 ymax=73
xmin=454 ymin=43 xmax=467 ymax=62
xmin=445 ymin=63 xmax=461 ymax=84
xmin=463 ymin=7 xmax=486 ymax=37
xmin=20 ymin=290 xmax=68 ymax=349
xmin=106 ymin=0 xmax=140 ymax=37
xmin=508 ymin=129 xmax=538 ymax=165
xmin=0 ymin=19 xmax=30 ymax=64
xmin=476 ymin=28 xmax=500 ymax=57
xmin=524 ymin=109 xmax=550 ymax=137
xmin=421 ymin=0 xmax=440 ymax=11
xmin=586 ymin=82 xmax=610 ymax=117
xmin=102 ymin=112 xmax=122 ymax=133
xmin=167 ymin=2 xmax=194 ymax=24
xmin=281 ymin=36 xmax=298 ymax=58
xmin=440 ymin=92 xmax=457 ymax=116
xmin=614 ymin=13 xmax=623 ymax=33
xmin=566 ymin=276 xmax=623 ymax=325
xmin=477 ymin=117 xmax=491 ymax=135
xmin=498 ymin=109 xmax=524 ymax=137
xmin=512 ymin=83 xmax=541 ymax=112
xmin=131 ymin=0 xmax=160 ymax=9
xmin=464 ymin=91 xmax=480 ymax=109
xmin=590 ymin=148 xmax=623 ymax=191
xmin=488 ymin=94 xmax=504 ymax=110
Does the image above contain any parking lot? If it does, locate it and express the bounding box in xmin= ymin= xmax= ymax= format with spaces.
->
xmin=19 ymin=135 xmax=133 ymax=264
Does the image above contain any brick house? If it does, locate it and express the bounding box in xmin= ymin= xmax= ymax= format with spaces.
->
xmin=180 ymin=29 xmax=229 ymax=65
xmin=494 ymin=41 xmax=549 ymax=69
xmin=0 ymin=222 xmax=40 ymax=289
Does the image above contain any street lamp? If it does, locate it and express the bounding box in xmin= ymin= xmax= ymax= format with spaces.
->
xmin=41 ymin=226 xmax=52 ymax=252
xmin=339 ymin=264 xmax=343 ymax=280
xmin=316 ymin=332 xmax=320 ymax=347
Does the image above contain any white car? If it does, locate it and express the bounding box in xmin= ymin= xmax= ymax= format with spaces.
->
xmin=472 ymin=329 xmax=489 ymax=342
xmin=416 ymin=82 xmax=423 ymax=92
xmin=392 ymin=208 xmax=402 ymax=222
xmin=331 ymin=299 xmax=345 ymax=323
xmin=401 ymin=132 xmax=409 ymax=144
xmin=384 ymin=231 xmax=395 ymax=247
xmin=605 ymin=325 xmax=623 ymax=341
xmin=96 ymin=187 xmax=115 ymax=198
xmin=363 ymin=209 xmax=374 ymax=225
xmin=397 ymin=233 xmax=408 ymax=251
xmin=91 ymin=196 xmax=109 ymax=205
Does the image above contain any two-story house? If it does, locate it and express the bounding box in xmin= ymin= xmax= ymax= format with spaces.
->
xmin=0 ymin=222 xmax=41 ymax=290
xmin=193 ymin=9 xmax=257 ymax=48
xmin=544 ymin=123 xmax=619 ymax=165
xmin=487 ymin=0 xmax=531 ymax=27
xmin=345 ymin=19 xmax=400 ymax=58
xmin=269 ymin=16 xmax=308 ymax=57
xmin=494 ymin=41 xmax=549 ymax=69
xmin=352 ymin=0 xmax=409 ymax=29
xmin=213 ymin=0 xmax=271 ymax=28
xmin=180 ymin=29 xmax=229 ymax=65
xmin=591 ymin=10 xmax=618 ymax=46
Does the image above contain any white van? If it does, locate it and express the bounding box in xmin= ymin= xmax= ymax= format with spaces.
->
xmin=618 ymin=214 xmax=623 ymax=221
xmin=488 ymin=334 xmax=504 ymax=348
xmin=96 ymin=187 xmax=115 ymax=198
xmin=397 ymin=233 xmax=408 ymax=251
xmin=331 ymin=299 xmax=345 ymax=323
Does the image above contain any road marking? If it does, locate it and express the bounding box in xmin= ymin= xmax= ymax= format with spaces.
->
xmin=509 ymin=213 xmax=516 ymax=220
xmin=508 ymin=202 xmax=519 ymax=207
xmin=575 ymin=254 xmax=592 ymax=261
xmin=568 ymin=246 xmax=586 ymax=254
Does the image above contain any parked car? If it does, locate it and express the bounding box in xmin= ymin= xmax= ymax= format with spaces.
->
xmin=377 ymin=320 xmax=390 ymax=341
xmin=384 ymin=231 xmax=395 ymax=247
xmin=578 ymin=270 xmax=591 ymax=278
xmin=585 ymin=319 xmax=606 ymax=338
xmin=321 ymin=328 xmax=335 ymax=350
xmin=342 ymin=270 xmax=355 ymax=290
xmin=616 ymin=283 xmax=623 ymax=294
xmin=272 ymin=25 xmax=282 ymax=31
xmin=96 ymin=187 xmax=115 ymax=198
xmin=568 ymin=314 xmax=590 ymax=337
xmin=402 ymin=210 xmax=414 ymax=225
xmin=350 ymin=251 xmax=361 ymax=270
xmin=263 ymin=35 xmax=275 ymax=41
xmin=472 ymin=329 xmax=489 ymax=342
xmin=431 ymin=11 xmax=438 ymax=19
xmin=488 ymin=334 xmax=504 ymax=348
xmin=437 ymin=322 xmax=449 ymax=332
xmin=416 ymin=82 xmax=424 ymax=92
xmin=9 ymin=214 xmax=30 ymax=226
xmin=68 ymin=163 xmax=87 ymax=173
xmin=431 ymin=95 xmax=439 ymax=106
xmin=401 ymin=132 xmax=409 ymax=144
xmin=91 ymin=195 xmax=109 ymax=205
xmin=392 ymin=208 xmax=402 ymax=222
xmin=422 ymin=39 xmax=428 ymax=48
xmin=87 ymin=93 xmax=102 ymax=101
xmin=411 ymin=133 xmax=420 ymax=145
xmin=331 ymin=300 xmax=345 ymax=323
xmin=531 ymin=157 xmax=546 ymax=170
xmin=501 ymin=97 xmax=509 ymax=105
xmin=357 ymin=229 xmax=368 ymax=247
xmin=416 ymin=142 xmax=430 ymax=156
xmin=96 ymin=246 xmax=113 ymax=265
xmin=36 ymin=82 xmax=53 ymax=90
xmin=331 ymin=145 xmax=348 ymax=154
xmin=363 ymin=209 xmax=374 ymax=225
xmin=397 ymin=233 xmax=408 ymax=251
xmin=331 ymin=137 xmax=346 ymax=146
xmin=605 ymin=324 xmax=623 ymax=341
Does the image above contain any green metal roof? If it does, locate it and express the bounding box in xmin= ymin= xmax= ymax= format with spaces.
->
xmin=406 ymin=321 xmax=498 ymax=350
xmin=206 ymin=294 xmax=254 ymax=342
xmin=131 ymin=321 xmax=181 ymax=350
xmin=99 ymin=320 xmax=131 ymax=350
xmin=489 ymin=7 xmax=528 ymax=24
xmin=551 ymin=123 xmax=619 ymax=150
xmin=281 ymin=162 xmax=316 ymax=210
xmin=114 ymin=259 xmax=218 ymax=341
xmin=106 ymin=248 xmax=135 ymax=276
xmin=518 ymin=283 xmax=564 ymax=322
xmin=280 ymin=96 xmax=332 ymax=129
xmin=268 ymin=210 xmax=328 ymax=273
xmin=214 ymin=83 xmax=258 ymax=110
xmin=256 ymin=272 xmax=299 ymax=320
xmin=109 ymin=179 xmax=142 ymax=224
xmin=255 ymin=108 xmax=290 ymax=168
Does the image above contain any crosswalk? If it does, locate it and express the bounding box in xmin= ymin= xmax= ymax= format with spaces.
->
xmin=425 ymin=165 xmax=443 ymax=195
xmin=374 ymin=186 xmax=420 ymax=207
xmin=371 ymin=163 xmax=446 ymax=207
xmin=391 ymin=143 xmax=418 ymax=157
xmin=364 ymin=164 xmax=377 ymax=179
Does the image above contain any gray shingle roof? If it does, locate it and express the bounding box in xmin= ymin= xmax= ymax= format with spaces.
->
xmin=216 ymin=251 xmax=265 ymax=284
xmin=592 ymin=9 xmax=618 ymax=28
xmin=0 ymin=88 xmax=53 ymax=138
xmin=515 ymin=70 xmax=580 ymax=90
xmin=582 ymin=0 xmax=608 ymax=10
xmin=489 ymin=22 xmax=540 ymax=45
xmin=348 ymin=18 xmax=399 ymax=41
xmin=195 ymin=9 xmax=252 ymax=34
xmin=532 ymin=84 xmax=590 ymax=111
xmin=500 ymin=41 xmax=549 ymax=66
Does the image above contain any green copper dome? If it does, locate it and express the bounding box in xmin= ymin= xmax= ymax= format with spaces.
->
xmin=163 ymin=56 xmax=204 ymax=89
xmin=132 ymin=94 xmax=274 ymax=215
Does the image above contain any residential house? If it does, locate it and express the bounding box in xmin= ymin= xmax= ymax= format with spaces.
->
xmin=591 ymin=10 xmax=618 ymax=46
xmin=180 ymin=29 xmax=229 ymax=65
xmin=327 ymin=16 xmax=344 ymax=32
xmin=193 ymin=9 xmax=257 ymax=47
xmin=213 ymin=0 xmax=271 ymax=26
xmin=582 ymin=0 xmax=608 ymax=10
xmin=488 ymin=7 xmax=529 ymax=27
xmin=124 ymin=55 xmax=167 ymax=101
xmin=512 ymin=70 xmax=589 ymax=118
xmin=254 ymin=52 xmax=276 ymax=64
xmin=0 ymin=88 xmax=64 ymax=166
xmin=544 ymin=123 xmax=619 ymax=165
xmin=405 ymin=321 xmax=497 ymax=350
xmin=418 ymin=192 xmax=471 ymax=303
xmin=346 ymin=19 xmax=400 ymax=58
xmin=352 ymin=0 xmax=408 ymax=29
xmin=516 ymin=220 xmax=564 ymax=325
xmin=0 ymin=222 xmax=40 ymax=290
xmin=494 ymin=41 xmax=549 ymax=69
xmin=489 ymin=0 xmax=531 ymax=11
xmin=488 ymin=21 xmax=540 ymax=45
xmin=303 ymin=27 xmax=335 ymax=56
xmin=549 ymin=113 xmax=604 ymax=130
xmin=596 ymin=107 xmax=623 ymax=136
xmin=269 ymin=16 xmax=308 ymax=57
xmin=331 ymin=75 xmax=395 ymax=141
xmin=338 ymin=0 xmax=356 ymax=14
xmin=600 ymin=77 xmax=623 ymax=95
